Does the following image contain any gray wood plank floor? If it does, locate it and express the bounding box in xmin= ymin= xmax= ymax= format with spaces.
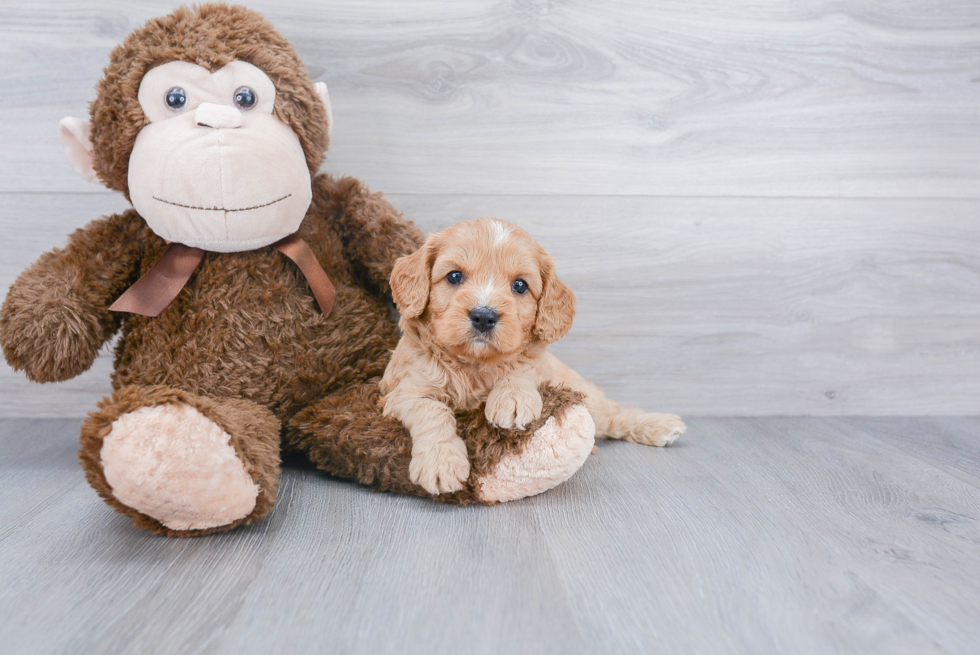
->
xmin=2 ymin=417 xmax=979 ymax=654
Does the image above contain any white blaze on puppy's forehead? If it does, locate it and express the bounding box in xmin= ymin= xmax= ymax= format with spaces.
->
xmin=488 ymin=219 xmax=512 ymax=246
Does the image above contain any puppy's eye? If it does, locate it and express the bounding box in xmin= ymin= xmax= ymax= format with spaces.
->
xmin=234 ymin=86 xmax=257 ymax=110
xmin=165 ymin=87 xmax=187 ymax=111
xmin=512 ymin=279 xmax=529 ymax=295
xmin=446 ymin=271 xmax=464 ymax=285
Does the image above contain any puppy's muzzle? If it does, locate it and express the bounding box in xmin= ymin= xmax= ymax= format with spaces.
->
xmin=469 ymin=306 xmax=499 ymax=334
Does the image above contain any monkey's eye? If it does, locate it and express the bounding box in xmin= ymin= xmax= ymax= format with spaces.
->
xmin=512 ymin=279 xmax=529 ymax=295
xmin=165 ymin=87 xmax=187 ymax=111
xmin=446 ymin=271 xmax=464 ymax=286
xmin=234 ymin=86 xmax=257 ymax=110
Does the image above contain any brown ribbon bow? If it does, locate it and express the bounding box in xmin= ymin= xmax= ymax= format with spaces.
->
xmin=108 ymin=234 xmax=336 ymax=318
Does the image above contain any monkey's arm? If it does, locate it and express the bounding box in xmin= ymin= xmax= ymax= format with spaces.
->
xmin=317 ymin=175 xmax=425 ymax=297
xmin=0 ymin=210 xmax=146 ymax=383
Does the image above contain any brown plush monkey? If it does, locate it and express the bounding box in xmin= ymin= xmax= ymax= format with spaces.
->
xmin=0 ymin=4 xmax=595 ymax=536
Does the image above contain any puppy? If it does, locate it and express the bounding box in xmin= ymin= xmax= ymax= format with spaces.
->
xmin=380 ymin=218 xmax=686 ymax=495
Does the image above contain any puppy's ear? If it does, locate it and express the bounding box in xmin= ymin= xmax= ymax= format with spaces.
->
xmin=390 ymin=240 xmax=434 ymax=319
xmin=533 ymin=256 xmax=576 ymax=343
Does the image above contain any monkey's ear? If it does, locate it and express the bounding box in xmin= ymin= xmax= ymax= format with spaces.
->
xmin=313 ymin=81 xmax=333 ymax=138
xmin=58 ymin=117 xmax=99 ymax=183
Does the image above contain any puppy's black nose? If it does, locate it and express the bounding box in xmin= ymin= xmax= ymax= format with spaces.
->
xmin=469 ymin=306 xmax=499 ymax=333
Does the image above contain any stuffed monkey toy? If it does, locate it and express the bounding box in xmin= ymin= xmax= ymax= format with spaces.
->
xmin=0 ymin=4 xmax=595 ymax=536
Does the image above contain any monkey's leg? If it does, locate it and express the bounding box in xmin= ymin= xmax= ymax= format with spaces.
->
xmin=286 ymin=381 xmax=595 ymax=504
xmin=79 ymin=385 xmax=280 ymax=537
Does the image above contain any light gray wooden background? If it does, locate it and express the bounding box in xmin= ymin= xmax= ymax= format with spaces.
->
xmin=1 ymin=0 xmax=978 ymax=416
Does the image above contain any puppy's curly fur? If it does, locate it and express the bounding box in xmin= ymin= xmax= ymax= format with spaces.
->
xmin=382 ymin=218 xmax=687 ymax=495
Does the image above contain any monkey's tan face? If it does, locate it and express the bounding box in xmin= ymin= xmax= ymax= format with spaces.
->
xmin=128 ymin=61 xmax=313 ymax=252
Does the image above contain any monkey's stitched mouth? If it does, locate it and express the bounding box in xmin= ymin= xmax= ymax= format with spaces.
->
xmin=151 ymin=194 xmax=292 ymax=212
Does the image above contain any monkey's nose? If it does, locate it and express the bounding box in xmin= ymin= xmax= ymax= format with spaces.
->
xmin=469 ymin=306 xmax=499 ymax=334
xmin=195 ymin=102 xmax=243 ymax=129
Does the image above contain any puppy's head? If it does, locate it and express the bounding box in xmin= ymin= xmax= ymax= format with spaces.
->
xmin=391 ymin=218 xmax=575 ymax=362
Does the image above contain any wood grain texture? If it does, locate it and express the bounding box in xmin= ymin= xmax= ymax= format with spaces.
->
xmin=1 ymin=2 xmax=977 ymax=415
xmin=2 ymin=192 xmax=977 ymax=416
xmin=1 ymin=417 xmax=979 ymax=654
xmin=827 ymin=416 xmax=980 ymax=487
xmin=1 ymin=0 xmax=979 ymax=196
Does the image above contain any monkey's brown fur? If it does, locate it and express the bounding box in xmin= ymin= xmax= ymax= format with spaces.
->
xmin=0 ymin=5 xmax=583 ymax=536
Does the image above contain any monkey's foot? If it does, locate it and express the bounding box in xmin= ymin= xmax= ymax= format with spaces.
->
xmin=477 ymin=403 xmax=595 ymax=503
xmin=100 ymin=403 xmax=258 ymax=531
xmin=80 ymin=385 xmax=281 ymax=536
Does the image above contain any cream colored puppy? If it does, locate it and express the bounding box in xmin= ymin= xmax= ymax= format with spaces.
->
xmin=380 ymin=218 xmax=686 ymax=495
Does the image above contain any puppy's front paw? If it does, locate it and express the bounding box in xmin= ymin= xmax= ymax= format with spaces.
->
xmin=485 ymin=386 xmax=543 ymax=430
xmin=409 ymin=435 xmax=470 ymax=494
xmin=629 ymin=413 xmax=686 ymax=447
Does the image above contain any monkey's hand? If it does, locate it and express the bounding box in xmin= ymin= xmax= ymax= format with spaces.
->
xmin=1 ymin=254 xmax=113 ymax=382
xmin=0 ymin=213 xmax=144 ymax=383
